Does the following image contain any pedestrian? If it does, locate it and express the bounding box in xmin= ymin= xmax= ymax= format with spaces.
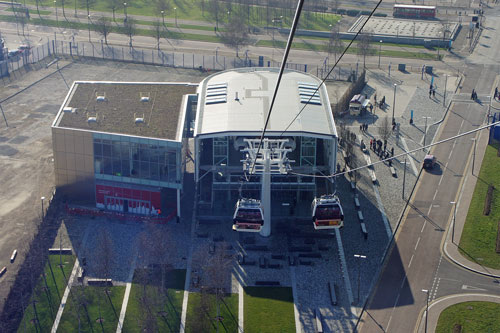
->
xmin=495 ymin=87 xmax=498 ymax=99
xmin=374 ymin=94 xmax=377 ymax=104
xmin=471 ymin=89 xmax=475 ymax=100
xmin=429 ymin=89 xmax=432 ymax=98
xmin=370 ymin=104 xmax=373 ymax=113
xmin=366 ymin=124 xmax=369 ymax=131
xmin=360 ymin=124 xmax=363 ymax=132
xmin=432 ymin=89 xmax=436 ymax=98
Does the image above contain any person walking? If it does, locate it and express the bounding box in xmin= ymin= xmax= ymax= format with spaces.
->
xmin=432 ymin=89 xmax=436 ymax=98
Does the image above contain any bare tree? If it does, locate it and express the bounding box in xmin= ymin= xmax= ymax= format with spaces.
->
xmin=155 ymin=0 xmax=171 ymax=22
xmin=94 ymin=229 xmax=115 ymax=329
xmin=357 ymin=33 xmax=374 ymax=68
xmin=123 ymin=18 xmax=136 ymax=48
xmin=95 ymin=16 xmax=111 ymax=44
xmin=378 ymin=116 xmax=392 ymax=143
xmin=106 ymin=0 xmax=121 ymax=21
xmin=327 ymin=26 xmax=343 ymax=64
xmin=332 ymin=0 xmax=340 ymax=14
xmin=207 ymin=0 xmax=220 ymax=30
xmin=220 ymin=17 xmax=250 ymax=57
xmin=153 ymin=19 xmax=167 ymax=50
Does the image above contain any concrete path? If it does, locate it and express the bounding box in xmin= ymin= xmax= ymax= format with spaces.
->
xmin=115 ymin=253 xmax=137 ymax=333
xmin=238 ymin=281 xmax=244 ymax=333
xmin=50 ymin=257 xmax=80 ymax=333
xmin=289 ymin=266 xmax=302 ymax=333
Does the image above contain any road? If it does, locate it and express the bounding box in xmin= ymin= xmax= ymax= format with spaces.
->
xmin=358 ymin=7 xmax=500 ymax=333
xmin=0 ymin=19 xmax=454 ymax=72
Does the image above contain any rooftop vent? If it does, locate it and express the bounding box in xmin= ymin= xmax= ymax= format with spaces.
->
xmin=134 ymin=113 xmax=145 ymax=124
xmin=140 ymin=96 xmax=150 ymax=102
xmin=96 ymin=92 xmax=106 ymax=102
xmin=298 ymin=82 xmax=321 ymax=105
xmin=205 ymin=83 xmax=228 ymax=105
xmin=63 ymin=107 xmax=76 ymax=113
xmin=87 ymin=116 xmax=97 ymax=123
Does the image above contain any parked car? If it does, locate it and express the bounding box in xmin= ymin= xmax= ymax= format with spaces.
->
xmin=18 ymin=45 xmax=31 ymax=53
xmin=8 ymin=50 xmax=21 ymax=58
xmin=423 ymin=154 xmax=437 ymax=170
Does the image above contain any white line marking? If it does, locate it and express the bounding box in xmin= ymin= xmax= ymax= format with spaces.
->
xmin=415 ymin=237 xmax=421 ymax=250
xmin=408 ymin=254 xmax=414 ymax=268
xmin=438 ymin=175 xmax=443 ymax=186
xmin=421 ymin=223 xmax=426 ymax=233
xmin=401 ymin=137 xmax=419 ymax=176
xmin=373 ymin=186 xmax=393 ymax=239
xmin=400 ymin=275 xmax=407 ymax=289
xmin=432 ymin=189 xmax=438 ymax=201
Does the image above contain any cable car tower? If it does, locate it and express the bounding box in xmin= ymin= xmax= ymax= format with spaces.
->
xmin=235 ymin=138 xmax=293 ymax=237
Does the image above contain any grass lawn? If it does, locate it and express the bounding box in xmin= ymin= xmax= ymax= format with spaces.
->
xmin=244 ymin=287 xmax=295 ymax=333
xmin=459 ymin=143 xmax=500 ymax=269
xmin=17 ymin=0 xmax=339 ymax=31
xmin=185 ymin=292 xmax=238 ymax=333
xmin=256 ymin=39 xmax=439 ymax=60
xmin=123 ymin=269 xmax=186 ymax=332
xmin=436 ymin=301 xmax=500 ymax=333
xmin=57 ymin=285 xmax=125 ymax=332
xmin=5 ymin=7 xmax=52 ymax=15
xmin=17 ymin=255 xmax=75 ymax=333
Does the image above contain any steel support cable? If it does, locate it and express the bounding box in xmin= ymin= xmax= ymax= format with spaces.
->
xmin=288 ymin=121 xmax=500 ymax=179
xmin=278 ymin=0 xmax=383 ymax=138
xmin=248 ymin=0 xmax=305 ymax=176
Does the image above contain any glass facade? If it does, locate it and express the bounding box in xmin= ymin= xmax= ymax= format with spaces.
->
xmin=93 ymin=133 xmax=180 ymax=188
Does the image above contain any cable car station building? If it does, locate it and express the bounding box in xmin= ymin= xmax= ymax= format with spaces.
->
xmin=194 ymin=68 xmax=338 ymax=216
xmin=52 ymin=81 xmax=198 ymax=217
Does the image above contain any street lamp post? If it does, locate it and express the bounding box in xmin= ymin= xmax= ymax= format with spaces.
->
xmin=354 ymin=254 xmax=367 ymax=304
xmin=450 ymin=201 xmax=457 ymax=244
xmin=422 ymin=289 xmax=429 ymax=333
xmin=401 ymin=156 xmax=407 ymax=200
xmin=161 ymin=10 xmax=164 ymax=26
xmin=87 ymin=15 xmax=91 ymax=41
xmin=174 ymin=7 xmax=177 ymax=27
xmin=423 ymin=116 xmax=430 ymax=152
xmin=54 ymin=1 xmax=58 ymax=26
xmin=123 ymin=2 xmax=127 ymax=21
xmin=471 ymin=138 xmax=477 ymax=175
xmin=392 ymin=83 xmax=397 ymax=125
xmin=378 ymin=40 xmax=382 ymax=68
xmin=227 ymin=10 xmax=230 ymax=22
xmin=443 ymin=75 xmax=448 ymax=107
xmin=41 ymin=196 xmax=45 ymax=219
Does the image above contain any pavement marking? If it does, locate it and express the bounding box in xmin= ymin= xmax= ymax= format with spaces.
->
xmin=290 ymin=266 xmax=302 ymax=333
xmin=432 ymin=189 xmax=438 ymax=201
xmin=373 ymin=186 xmax=392 ymax=239
xmin=400 ymin=275 xmax=407 ymax=289
xmin=421 ymin=223 xmax=426 ymax=233
xmin=461 ymin=284 xmax=487 ymax=291
xmin=415 ymin=237 xmax=421 ymax=250
xmin=335 ymin=228 xmax=355 ymax=307
xmin=238 ymin=281 xmax=244 ymax=333
xmin=401 ymin=137 xmax=419 ymax=176
xmin=116 ymin=253 xmax=137 ymax=333
xmin=408 ymin=254 xmax=414 ymax=268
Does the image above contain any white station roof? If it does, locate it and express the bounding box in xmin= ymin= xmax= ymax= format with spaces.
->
xmin=194 ymin=68 xmax=337 ymax=139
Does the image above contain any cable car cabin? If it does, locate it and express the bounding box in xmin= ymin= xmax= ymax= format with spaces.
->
xmin=312 ymin=195 xmax=344 ymax=230
xmin=232 ymin=198 xmax=264 ymax=232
